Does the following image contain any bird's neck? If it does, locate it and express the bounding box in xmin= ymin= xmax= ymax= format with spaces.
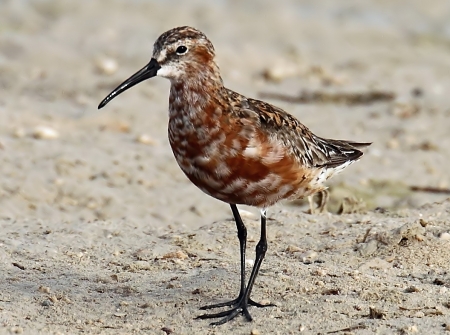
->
xmin=168 ymin=64 xmax=225 ymax=120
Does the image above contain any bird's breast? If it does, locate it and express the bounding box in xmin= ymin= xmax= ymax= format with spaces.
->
xmin=167 ymin=108 xmax=321 ymax=207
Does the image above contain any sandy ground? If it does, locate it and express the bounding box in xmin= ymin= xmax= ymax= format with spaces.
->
xmin=1 ymin=0 xmax=450 ymax=334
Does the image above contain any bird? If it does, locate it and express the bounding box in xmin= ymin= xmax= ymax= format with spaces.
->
xmin=98 ymin=26 xmax=371 ymax=325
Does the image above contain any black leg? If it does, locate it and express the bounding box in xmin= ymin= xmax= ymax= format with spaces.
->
xmin=241 ymin=208 xmax=268 ymax=306
xmin=199 ymin=204 xmax=247 ymax=309
xmin=197 ymin=207 xmax=275 ymax=325
xmin=232 ymin=204 xmax=247 ymax=299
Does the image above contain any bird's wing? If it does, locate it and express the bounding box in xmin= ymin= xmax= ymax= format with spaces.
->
xmin=227 ymin=90 xmax=370 ymax=169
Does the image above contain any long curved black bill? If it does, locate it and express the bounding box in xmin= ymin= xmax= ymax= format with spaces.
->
xmin=98 ymin=58 xmax=161 ymax=109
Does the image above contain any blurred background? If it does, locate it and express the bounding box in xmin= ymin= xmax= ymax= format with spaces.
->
xmin=1 ymin=0 xmax=449 ymax=230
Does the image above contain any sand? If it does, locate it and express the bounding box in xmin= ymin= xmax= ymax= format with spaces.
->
xmin=1 ymin=1 xmax=450 ymax=334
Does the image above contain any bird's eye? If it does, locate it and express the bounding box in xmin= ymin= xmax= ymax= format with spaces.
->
xmin=176 ymin=46 xmax=188 ymax=55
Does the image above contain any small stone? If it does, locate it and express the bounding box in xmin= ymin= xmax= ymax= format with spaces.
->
xmin=12 ymin=127 xmax=26 ymax=138
xmin=415 ymin=234 xmax=424 ymax=242
xmin=161 ymin=250 xmax=188 ymax=260
xmin=140 ymin=302 xmax=152 ymax=309
xmin=136 ymin=134 xmax=156 ymax=145
xmin=86 ymin=201 xmax=98 ymax=209
xmin=312 ymin=269 xmax=326 ymax=276
xmin=113 ymin=313 xmax=126 ymax=317
xmin=161 ymin=327 xmax=173 ymax=335
xmin=38 ymin=286 xmax=51 ymax=294
xmin=369 ymin=306 xmax=385 ymax=319
xmin=9 ymin=327 xmax=23 ymax=334
xmin=96 ymin=57 xmax=118 ymax=75
xmin=53 ymin=178 xmax=64 ymax=186
xmin=131 ymin=261 xmax=151 ymax=270
xmin=285 ymin=245 xmax=301 ymax=253
xmin=299 ymin=250 xmax=318 ymax=263
xmin=32 ymin=126 xmax=59 ymax=140
xmin=61 ymin=296 xmax=71 ymax=303
xmin=41 ymin=300 xmax=53 ymax=307
xmin=405 ymin=286 xmax=420 ymax=293
xmin=250 ymin=329 xmax=260 ymax=335
xmin=387 ymin=138 xmax=399 ymax=149
xmin=403 ymin=325 xmax=418 ymax=333
xmin=419 ymin=219 xmax=429 ymax=227
xmin=246 ymin=259 xmax=254 ymax=266
xmin=261 ymin=56 xmax=303 ymax=82
xmin=440 ymin=232 xmax=450 ymax=240
xmin=101 ymin=121 xmax=130 ymax=133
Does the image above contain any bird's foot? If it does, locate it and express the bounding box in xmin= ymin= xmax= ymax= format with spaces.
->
xmin=196 ymin=296 xmax=274 ymax=325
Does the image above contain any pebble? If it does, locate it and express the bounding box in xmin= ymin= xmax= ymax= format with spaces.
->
xmin=298 ymin=250 xmax=318 ymax=263
xmin=161 ymin=327 xmax=173 ymax=335
xmin=285 ymin=245 xmax=301 ymax=253
xmin=38 ymin=286 xmax=51 ymax=294
xmin=162 ymin=250 xmax=188 ymax=260
xmin=96 ymin=57 xmax=118 ymax=75
xmin=386 ymin=138 xmax=399 ymax=149
xmin=9 ymin=327 xmax=23 ymax=334
xmin=131 ymin=261 xmax=152 ymax=270
xmin=440 ymin=232 xmax=450 ymax=240
xmin=358 ymin=239 xmax=378 ymax=256
xmin=86 ymin=201 xmax=98 ymax=209
xmin=312 ymin=269 xmax=326 ymax=276
xmin=41 ymin=300 xmax=53 ymax=307
xmin=100 ymin=121 xmax=130 ymax=133
xmin=261 ymin=58 xmax=300 ymax=82
xmin=166 ymin=283 xmax=182 ymax=289
xmin=12 ymin=127 xmax=26 ymax=138
xmin=250 ymin=329 xmax=260 ymax=335
xmin=32 ymin=126 xmax=59 ymax=140
xmin=403 ymin=325 xmax=418 ymax=333
xmin=405 ymin=286 xmax=420 ymax=293
xmin=135 ymin=134 xmax=156 ymax=145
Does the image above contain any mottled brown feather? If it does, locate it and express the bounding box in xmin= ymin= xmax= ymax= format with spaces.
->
xmin=155 ymin=27 xmax=370 ymax=208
